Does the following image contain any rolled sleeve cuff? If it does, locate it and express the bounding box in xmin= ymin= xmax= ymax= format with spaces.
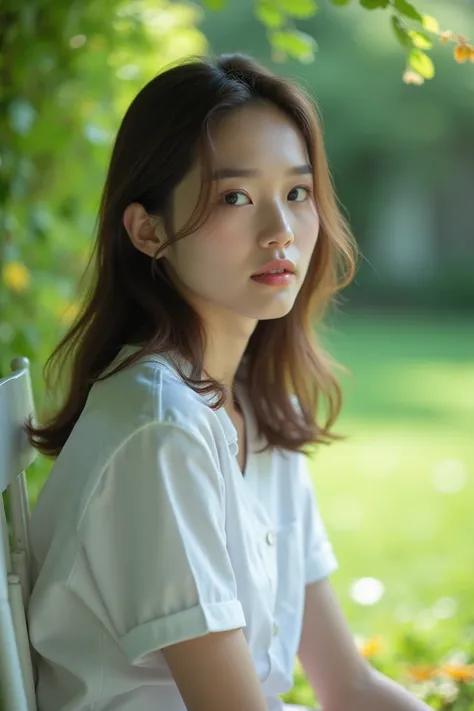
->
xmin=121 ymin=600 xmax=246 ymax=664
xmin=305 ymin=540 xmax=338 ymax=585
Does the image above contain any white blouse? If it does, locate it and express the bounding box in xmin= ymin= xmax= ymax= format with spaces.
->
xmin=27 ymin=345 xmax=338 ymax=711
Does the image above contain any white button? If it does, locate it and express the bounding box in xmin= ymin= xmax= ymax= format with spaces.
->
xmin=272 ymin=623 xmax=279 ymax=636
xmin=265 ymin=531 xmax=275 ymax=546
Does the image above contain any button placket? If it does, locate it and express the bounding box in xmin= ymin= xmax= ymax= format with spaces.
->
xmin=254 ymin=522 xmax=277 ymax=608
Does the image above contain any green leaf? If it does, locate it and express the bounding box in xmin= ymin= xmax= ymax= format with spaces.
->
xmin=274 ymin=0 xmax=319 ymax=19
xmin=391 ymin=16 xmax=411 ymax=48
xmin=201 ymin=0 xmax=228 ymax=10
xmin=359 ymin=0 xmax=389 ymax=10
xmin=330 ymin=0 xmax=352 ymax=5
xmin=409 ymin=49 xmax=434 ymax=79
xmin=393 ymin=0 xmax=423 ymax=22
xmin=408 ymin=30 xmax=432 ymax=49
xmin=421 ymin=15 xmax=440 ymax=35
xmin=270 ymin=29 xmax=318 ymax=62
xmin=256 ymin=1 xmax=285 ymax=29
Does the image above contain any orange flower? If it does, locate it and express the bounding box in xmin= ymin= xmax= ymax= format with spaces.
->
xmin=359 ymin=636 xmax=384 ymax=658
xmin=440 ymin=664 xmax=474 ymax=682
xmin=406 ymin=665 xmax=437 ymax=681
xmin=471 ymin=47 xmax=474 ymax=62
xmin=454 ymin=44 xmax=472 ymax=63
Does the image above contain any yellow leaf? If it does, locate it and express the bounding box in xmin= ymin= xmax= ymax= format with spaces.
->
xmin=1 ymin=261 xmax=31 ymax=293
xmin=408 ymin=30 xmax=432 ymax=50
xmin=421 ymin=15 xmax=439 ymax=35
xmin=409 ymin=49 xmax=435 ymax=79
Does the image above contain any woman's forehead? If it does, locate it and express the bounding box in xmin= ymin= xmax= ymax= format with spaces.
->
xmin=172 ymin=105 xmax=309 ymax=201
xmin=207 ymin=112 xmax=309 ymax=173
xmin=211 ymin=102 xmax=305 ymax=147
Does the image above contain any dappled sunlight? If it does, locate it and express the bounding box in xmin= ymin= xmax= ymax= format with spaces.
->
xmin=350 ymin=577 xmax=385 ymax=606
xmin=432 ymin=458 xmax=469 ymax=494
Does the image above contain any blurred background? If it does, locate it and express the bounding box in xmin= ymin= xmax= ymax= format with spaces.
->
xmin=1 ymin=0 xmax=473 ymax=707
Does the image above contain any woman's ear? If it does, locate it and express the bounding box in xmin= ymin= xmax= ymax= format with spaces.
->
xmin=123 ymin=203 xmax=167 ymax=259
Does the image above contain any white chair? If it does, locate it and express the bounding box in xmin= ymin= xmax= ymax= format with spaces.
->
xmin=0 ymin=356 xmax=38 ymax=711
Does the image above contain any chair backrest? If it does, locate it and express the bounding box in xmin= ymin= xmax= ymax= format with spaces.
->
xmin=0 ymin=357 xmax=38 ymax=711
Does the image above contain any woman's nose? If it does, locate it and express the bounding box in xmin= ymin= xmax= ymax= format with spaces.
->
xmin=259 ymin=206 xmax=294 ymax=247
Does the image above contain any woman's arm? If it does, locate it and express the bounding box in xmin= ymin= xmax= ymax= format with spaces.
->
xmin=162 ymin=628 xmax=268 ymax=711
xmin=298 ymin=578 xmax=432 ymax=711
xmin=349 ymin=667 xmax=434 ymax=710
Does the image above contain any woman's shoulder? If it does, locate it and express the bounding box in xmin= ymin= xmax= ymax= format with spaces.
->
xmin=83 ymin=345 xmax=231 ymax=453
xmin=88 ymin=345 xmax=203 ymax=418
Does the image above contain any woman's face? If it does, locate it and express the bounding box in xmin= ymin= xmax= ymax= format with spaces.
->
xmin=161 ymin=101 xmax=320 ymax=330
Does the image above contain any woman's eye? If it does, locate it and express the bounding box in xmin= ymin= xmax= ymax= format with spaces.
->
xmin=220 ymin=186 xmax=312 ymax=206
xmin=288 ymin=186 xmax=311 ymax=202
xmin=221 ymin=191 xmax=250 ymax=206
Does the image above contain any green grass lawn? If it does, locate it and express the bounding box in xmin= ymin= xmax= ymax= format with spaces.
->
xmin=285 ymin=311 xmax=474 ymax=708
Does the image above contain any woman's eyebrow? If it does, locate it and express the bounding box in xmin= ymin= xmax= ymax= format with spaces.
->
xmin=212 ymin=163 xmax=313 ymax=180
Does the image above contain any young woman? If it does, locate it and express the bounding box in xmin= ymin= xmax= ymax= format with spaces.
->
xmin=25 ymin=54 xmax=431 ymax=711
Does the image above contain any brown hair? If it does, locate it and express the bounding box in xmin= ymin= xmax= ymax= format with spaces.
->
xmin=25 ymin=53 xmax=358 ymax=459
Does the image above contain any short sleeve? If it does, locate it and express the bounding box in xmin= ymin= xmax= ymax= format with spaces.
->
xmin=299 ymin=455 xmax=338 ymax=585
xmin=74 ymin=421 xmax=245 ymax=665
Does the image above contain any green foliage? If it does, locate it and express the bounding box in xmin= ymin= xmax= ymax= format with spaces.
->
xmin=251 ymin=0 xmax=466 ymax=84
xmin=390 ymin=15 xmax=434 ymax=61
xmin=253 ymin=0 xmax=320 ymax=62
xmin=391 ymin=15 xmax=411 ymax=48
xmin=252 ymin=0 xmax=445 ymax=76
xmin=273 ymin=0 xmax=319 ymax=19
xmin=0 ymin=0 xmax=207 ymax=378
xmin=201 ymin=0 xmax=228 ymax=9
xmin=270 ymin=29 xmax=317 ymax=61
xmin=255 ymin=0 xmax=285 ymax=29
xmin=359 ymin=0 xmax=390 ymax=10
xmin=393 ymin=0 xmax=422 ymax=22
